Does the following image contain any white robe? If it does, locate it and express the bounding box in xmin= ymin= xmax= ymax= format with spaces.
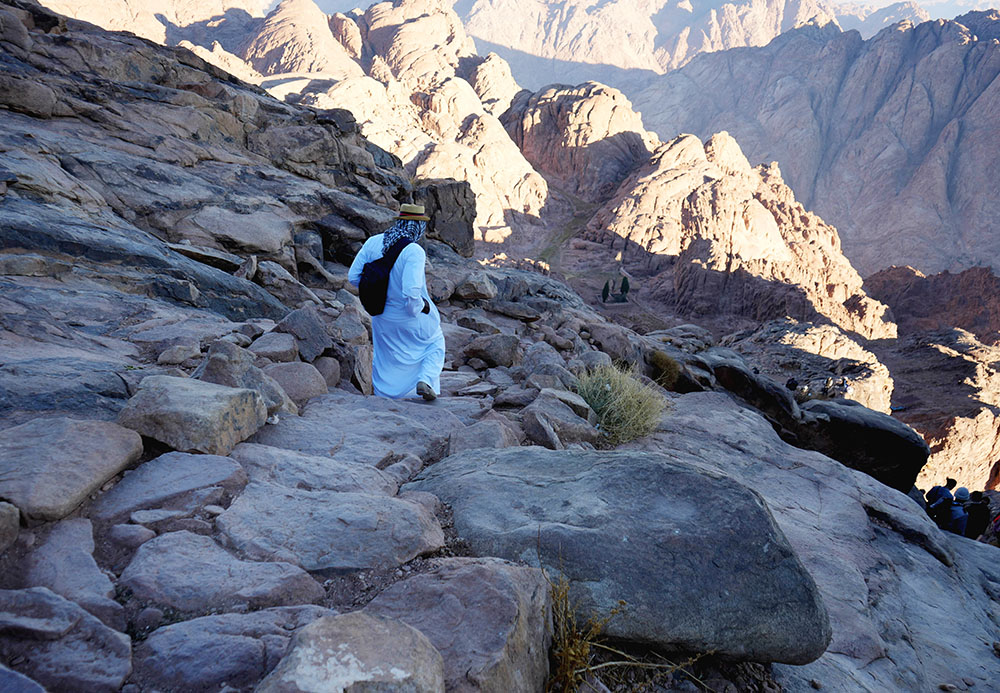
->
xmin=348 ymin=234 xmax=445 ymax=399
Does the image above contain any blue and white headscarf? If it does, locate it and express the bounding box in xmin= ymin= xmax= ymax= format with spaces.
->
xmin=382 ymin=219 xmax=427 ymax=253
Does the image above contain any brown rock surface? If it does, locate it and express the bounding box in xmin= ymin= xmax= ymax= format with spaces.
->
xmin=503 ymin=82 xmax=659 ymax=202
xmin=633 ymin=15 xmax=1000 ymax=276
xmin=572 ymin=132 xmax=896 ymax=340
xmin=872 ymin=329 xmax=1000 ymax=492
xmin=238 ymin=0 xmax=363 ymax=78
xmin=865 ymin=265 xmax=1000 ymax=345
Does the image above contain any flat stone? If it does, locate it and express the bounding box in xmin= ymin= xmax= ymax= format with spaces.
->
xmin=449 ymin=420 xmax=520 ymax=455
xmin=229 ymin=443 xmax=397 ymax=495
xmin=90 ymin=451 xmax=247 ymax=524
xmin=108 ymin=523 xmax=155 ymax=549
xmin=25 ymin=518 xmax=123 ymax=629
xmin=494 ymin=386 xmax=539 ymax=408
xmin=193 ymin=339 xmax=297 ymax=416
xmin=0 ymin=502 xmax=19 ymax=553
xmin=366 ymin=558 xmax=551 ymax=692
xmin=0 ymin=417 xmax=143 ymax=521
xmin=252 ymin=391 xmax=461 ymax=466
xmin=117 ymin=375 xmax=267 ymax=455
xmin=249 ymin=331 xmax=299 ymax=362
xmin=157 ymin=342 xmax=201 ymax=365
xmin=537 ymin=388 xmax=596 ymax=423
xmin=275 ymin=306 xmax=333 ymax=362
xmin=456 ymin=381 xmax=499 ymax=397
xmin=120 ymin=531 xmax=324 ymax=613
xmin=133 ymin=606 xmax=333 ymax=692
xmin=217 ymin=481 xmax=444 ymax=572
xmin=407 ymin=447 xmax=831 ymax=664
xmin=257 ymin=612 xmax=446 ymax=693
xmin=263 ymin=362 xmax=328 ymax=404
xmin=439 ymin=370 xmax=482 ymax=396
xmin=0 ymin=587 xmax=131 ymax=693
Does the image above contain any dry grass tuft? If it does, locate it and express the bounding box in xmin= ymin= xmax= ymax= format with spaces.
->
xmin=576 ymin=364 xmax=668 ymax=447
xmin=545 ymin=568 xmax=707 ymax=692
xmin=648 ymin=349 xmax=681 ymax=390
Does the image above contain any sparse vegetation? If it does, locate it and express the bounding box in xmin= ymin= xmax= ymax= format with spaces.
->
xmin=545 ymin=568 xmax=706 ymax=692
xmin=576 ymin=364 xmax=668 ymax=446
xmin=648 ymin=350 xmax=681 ymax=390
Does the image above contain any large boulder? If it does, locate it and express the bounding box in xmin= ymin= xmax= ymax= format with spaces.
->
xmin=24 ymin=518 xmax=123 ymax=628
xmin=275 ymin=306 xmax=332 ymax=362
xmin=256 ymin=612 xmax=446 ymax=693
xmin=217 ymin=481 xmax=444 ymax=572
xmin=407 ymin=447 xmax=831 ymax=664
xmin=629 ymin=391 xmax=1000 ymax=691
xmin=119 ymin=531 xmax=324 ymax=613
xmin=193 ymin=339 xmax=296 ymax=416
xmin=0 ymin=587 xmax=131 ymax=693
xmin=117 ymin=375 xmax=267 ymax=455
xmin=800 ymin=399 xmax=930 ymax=492
xmin=133 ymin=606 xmax=334 ymax=692
xmin=366 ymin=558 xmax=551 ymax=692
xmin=89 ymin=452 xmax=248 ymax=524
xmin=0 ymin=665 xmax=45 ymax=693
xmin=414 ymin=179 xmax=476 ymax=258
xmin=0 ymin=417 xmax=142 ymax=522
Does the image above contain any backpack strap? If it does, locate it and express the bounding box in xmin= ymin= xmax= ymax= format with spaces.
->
xmin=382 ymin=238 xmax=412 ymax=265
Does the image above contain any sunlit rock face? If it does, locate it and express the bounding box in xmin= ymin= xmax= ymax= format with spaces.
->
xmin=633 ymin=14 xmax=1000 ymax=276
xmin=574 ymin=130 xmax=896 ymax=340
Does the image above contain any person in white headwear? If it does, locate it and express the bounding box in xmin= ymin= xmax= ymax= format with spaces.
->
xmin=348 ymin=204 xmax=444 ymax=400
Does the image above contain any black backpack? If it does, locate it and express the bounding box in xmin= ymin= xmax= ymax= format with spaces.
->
xmin=358 ymin=238 xmax=411 ymax=316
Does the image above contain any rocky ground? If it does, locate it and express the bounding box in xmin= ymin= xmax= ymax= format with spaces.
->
xmin=1 ymin=2 xmax=1000 ymax=692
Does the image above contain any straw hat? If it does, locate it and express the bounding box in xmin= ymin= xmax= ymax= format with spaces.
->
xmin=397 ymin=203 xmax=430 ymax=221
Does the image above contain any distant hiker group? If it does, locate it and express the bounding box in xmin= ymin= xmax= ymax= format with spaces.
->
xmin=924 ymin=478 xmax=996 ymax=540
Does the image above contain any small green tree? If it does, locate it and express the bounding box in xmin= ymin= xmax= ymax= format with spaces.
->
xmin=620 ymin=276 xmax=630 ymax=297
xmin=601 ymin=280 xmax=610 ymax=303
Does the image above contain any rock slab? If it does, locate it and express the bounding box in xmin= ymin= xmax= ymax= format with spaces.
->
xmin=217 ymin=481 xmax=444 ymax=572
xmin=257 ymin=611 xmax=446 ymax=693
xmin=120 ymin=531 xmax=323 ymax=613
xmin=0 ymin=587 xmax=131 ymax=693
xmin=25 ymin=518 xmax=123 ymax=628
xmin=117 ymin=375 xmax=267 ymax=455
xmin=407 ymin=447 xmax=831 ymax=664
xmin=133 ymin=606 xmax=333 ymax=692
xmin=0 ymin=417 xmax=142 ymax=521
xmin=90 ymin=451 xmax=248 ymax=523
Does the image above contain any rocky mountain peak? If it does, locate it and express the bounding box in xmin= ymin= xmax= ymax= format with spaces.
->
xmin=239 ymin=0 xmax=364 ymax=77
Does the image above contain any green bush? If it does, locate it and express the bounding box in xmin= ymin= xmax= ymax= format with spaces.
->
xmin=576 ymin=364 xmax=668 ymax=447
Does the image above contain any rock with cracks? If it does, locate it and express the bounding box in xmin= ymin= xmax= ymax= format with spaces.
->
xmin=366 ymin=557 xmax=551 ymax=692
xmin=257 ymin=611 xmax=446 ymax=693
xmin=407 ymin=447 xmax=831 ymax=664
xmin=0 ymin=417 xmax=142 ymax=522
xmin=119 ymin=531 xmax=323 ymax=613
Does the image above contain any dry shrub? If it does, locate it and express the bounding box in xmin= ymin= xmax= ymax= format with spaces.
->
xmin=576 ymin=364 xmax=668 ymax=447
xmin=545 ymin=569 xmax=706 ymax=692
xmin=648 ymin=349 xmax=681 ymax=390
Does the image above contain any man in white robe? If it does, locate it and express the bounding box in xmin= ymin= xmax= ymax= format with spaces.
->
xmin=348 ymin=204 xmax=445 ymax=400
